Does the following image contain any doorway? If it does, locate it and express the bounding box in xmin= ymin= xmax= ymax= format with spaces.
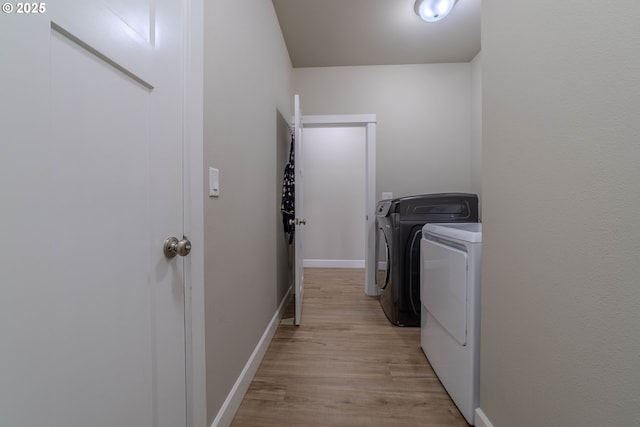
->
xmin=303 ymin=126 xmax=366 ymax=268
xmin=302 ymin=114 xmax=378 ymax=296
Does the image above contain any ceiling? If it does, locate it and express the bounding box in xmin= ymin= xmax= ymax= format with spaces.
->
xmin=272 ymin=0 xmax=481 ymax=68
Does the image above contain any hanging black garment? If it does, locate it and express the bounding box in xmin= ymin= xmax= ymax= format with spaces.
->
xmin=281 ymin=133 xmax=295 ymax=244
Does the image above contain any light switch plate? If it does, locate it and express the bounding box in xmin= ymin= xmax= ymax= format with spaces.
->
xmin=209 ymin=167 xmax=219 ymax=197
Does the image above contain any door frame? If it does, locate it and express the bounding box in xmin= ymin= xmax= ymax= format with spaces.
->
xmin=302 ymin=114 xmax=378 ymax=296
xmin=184 ymin=0 xmax=206 ymax=425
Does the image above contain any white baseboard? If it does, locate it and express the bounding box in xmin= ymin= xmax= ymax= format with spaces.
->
xmin=303 ymin=259 xmax=364 ymax=268
xmin=210 ymin=285 xmax=293 ymax=427
xmin=475 ymin=408 xmax=494 ymax=427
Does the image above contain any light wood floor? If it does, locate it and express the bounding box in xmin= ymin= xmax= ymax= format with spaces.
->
xmin=231 ymin=268 xmax=468 ymax=427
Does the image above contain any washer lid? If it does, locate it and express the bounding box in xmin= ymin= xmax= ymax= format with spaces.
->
xmin=423 ymin=223 xmax=482 ymax=243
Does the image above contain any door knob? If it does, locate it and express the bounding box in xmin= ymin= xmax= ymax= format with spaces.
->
xmin=295 ymin=218 xmax=306 ymax=225
xmin=163 ymin=236 xmax=192 ymax=259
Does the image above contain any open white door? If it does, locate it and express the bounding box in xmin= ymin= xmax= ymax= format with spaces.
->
xmin=294 ymin=94 xmax=306 ymax=326
xmin=0 ymin=2 xmax=189 ymax=426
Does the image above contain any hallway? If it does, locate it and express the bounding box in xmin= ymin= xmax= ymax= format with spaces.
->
xmin=231 ymin=268 xmax=468 ymax=426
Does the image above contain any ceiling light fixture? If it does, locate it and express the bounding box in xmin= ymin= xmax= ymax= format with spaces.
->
xmin=414 ymin=0 xmax=458 ymax=22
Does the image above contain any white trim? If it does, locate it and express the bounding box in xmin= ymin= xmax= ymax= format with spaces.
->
xmin=184 ymin=0 xmax=206 ymax=426
xmin=303 ymin=114 xmax=377 ymax=126
xmin=210 ymin=285 xmax=293 ymax=427
xmin=475 ymin=408 xmax=495 ymax=427
xmin=304 ymin=259 xmax=365 ymax=269
xmin=301 ymin=114 xmax=377 ymax=296
xmin=364 ymin=122 xmax=378 ymax=296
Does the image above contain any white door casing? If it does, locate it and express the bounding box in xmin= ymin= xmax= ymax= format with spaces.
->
xmin=294 ymin=94 xmax=305 ymax=326
xmin=0 ymin=1 xmax=192 ymax=426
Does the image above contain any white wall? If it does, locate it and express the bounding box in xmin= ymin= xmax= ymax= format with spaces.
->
xmin=302 ymin=127 xmax=366 ymax=265
xmin=294 ymin=64 xmax=473 ymax=200
xmin=481 ymin=1 xmax=640 ymax=426
xmin=203 ymin=0 xmax=293 ymax=423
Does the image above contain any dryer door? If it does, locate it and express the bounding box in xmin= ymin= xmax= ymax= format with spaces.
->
xmin=421 ymin=236 xmax=468 ymax=346
xmin=376 ymin=226 xmax=390 ymax=290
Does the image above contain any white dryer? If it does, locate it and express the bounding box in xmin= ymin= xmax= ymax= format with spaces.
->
xmin=420 ymin=223 xmax=482 ymax=425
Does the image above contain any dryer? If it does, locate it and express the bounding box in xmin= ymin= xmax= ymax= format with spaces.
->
xmin=375 ymin=193 xmax=478 ymax=326
xmin=420 ymin=222 xmax=482 ymax=425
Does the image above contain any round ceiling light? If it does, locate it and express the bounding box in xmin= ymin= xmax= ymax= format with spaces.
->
xmin=414 ymin=0 xmax=458 ymax=22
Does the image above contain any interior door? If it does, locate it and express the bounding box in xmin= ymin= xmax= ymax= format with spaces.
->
xmin=294 ymin=94 xmax=305 ymax=326
xmin=0 ymin=2 xmax=188 ymax=426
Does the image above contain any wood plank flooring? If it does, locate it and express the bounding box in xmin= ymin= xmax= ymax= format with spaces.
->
xmin=231 ymin=268 xmax=469 ymax=427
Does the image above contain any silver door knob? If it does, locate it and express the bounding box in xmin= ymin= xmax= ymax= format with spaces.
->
xmin=163 ymin=236 xmax=192 ymax=258
xmin=296 ymin=218 xmax=306 ymax=225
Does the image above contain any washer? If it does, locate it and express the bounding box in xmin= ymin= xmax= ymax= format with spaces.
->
xmin=420 ymin=222 xmax=482 ymax=425
xmin=375 ymin=194 xmax=478 ymax=326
